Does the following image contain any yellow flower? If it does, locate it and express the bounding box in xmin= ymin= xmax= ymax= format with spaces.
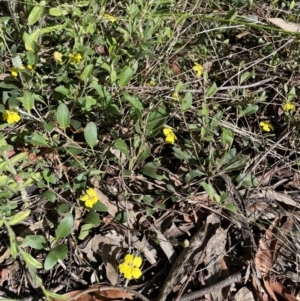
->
xmin=80 ymin=188 xmax=99 ymax=208
xmin=68 ymin=53 xmax=82 ymax=64
xmin=260 ymin=121 xmax=274 ymax=132
xmin=3 ymin=109 xmax=21 ymax=124
xmin=147 ymin=80 xmax=156 ymax=86
xmin=171 ymin=92 xmax=181 ymax=101
xmin=9 ymin=66 xmax=25 ymax=78
xmin=118 ymin=254 xmax=142 ymax=280
xmin=193 ymin=62 xmax=203 ymax=77
xmin=27 ymin=64 xmax=33 ymax=70
xmin=163 ymin=128 xmax=177 ymax=144
xmin=283 ymin=101 xmax=295 ymax=112
xmin=53 ymin=51 xmax=63 ymax=64
xmin=104 ymin=13 xmax=117 ymax=23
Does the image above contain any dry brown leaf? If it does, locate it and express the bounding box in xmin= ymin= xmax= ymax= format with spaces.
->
xmin=91 ymin=234 xmax=122 ymax=285
xmin=0 ymin=74 xmax=16 ymax=81
xmin=255 ymin=217 xmax=280 ymax=277
xmin=235 ymin=287 xmax=255 ymax=301
xmin=263 ymin=277 xmax=278 ymax=301
xmin=271 ymin=282 xmax=297 ymax=301
xmin=52 ymin=287 xmax=133 ymax=301
xmin=268 ymin=18 xmax=300 ymax=32
xmin=95 ymin=188 xmax=118 ymax=217
xmin=236 ymin=31 xmax=250 ymax=39
xmin=203 ymin=62 xmax=212 ymax=72
xmin=172 ymin=60 xmax=181 ymax=76
xmin=150 ymin=226 xmax=176 ymax=263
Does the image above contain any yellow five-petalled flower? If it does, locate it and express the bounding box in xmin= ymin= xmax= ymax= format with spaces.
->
xmin=68 ymin=53 xmax=83 ymax=65
xmin=54 ymin=51 xmax=63 ymax=64
xmin=163 ymin=128 xmax=177 ymax=144
xmin=118 ymin=254 xmax=142 ymax=280
xmin=104 ymin=13 xmax=117 ymax=23
xmin=283 ymin=101 xmax=295 ymax=112
xmin=3 ymin=109 xmax=21 ymax=124
xmin=193 ymin=62 xmax=203 ymax=77
xmin=260 ymin=121 xmax=274 ymax=132
xmin=80 ymin=188 xmax=99 ymax=208
xmin=9 ymin=66 xmax=25 ymax=78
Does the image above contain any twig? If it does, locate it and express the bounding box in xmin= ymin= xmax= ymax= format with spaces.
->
xmin=66 ymin=285 xmax=151 ymax=301
xmin=177 ymin=271 xmax=242 ymax=301
xmin=124 ymin=76 xmax=276 ymax=93
xmin=57 ymin=259 xmax=87 ymax=285
xmin=236 ymin=128 xmax=293 ymax=190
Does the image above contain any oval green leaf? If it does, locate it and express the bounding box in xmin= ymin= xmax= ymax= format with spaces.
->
xmin=19 ymin=249 xmax=43 ymax=269
xmin=55 ymin=213 xmax=73 ymax=240
xmin=28 ymin=1 xmax=46 ymax=25
xmin=118 ymin=66 xmax=134 ymax=87
xmin=44 ymin=245 xmax=68 ymax=270
xmin=56 ymin=103 xmax=70 ymax=130
xmin=8 ymin=210 xmax=31 ymax=226
xmin=80 ymin=64 xmax=94 ymax=82
xmin=25 ymin=235 xmax=47 ymax=250
xmin=114 ymin=139 xmax=129 ymax=157
xmin=205 ymin=82 xmax=218 ymax=97
xmin=84 ymin=122 xmax=98 ymax=149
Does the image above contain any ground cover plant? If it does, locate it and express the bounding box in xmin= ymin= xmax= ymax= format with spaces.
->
xmin=1 ymin=0 xmax=300 ymax=300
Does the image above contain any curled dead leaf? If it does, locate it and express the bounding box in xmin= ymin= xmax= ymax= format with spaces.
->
xmin=172 ymin=60 xmax=181 ymax=76
xmin=52 ymin=287 xmax=133 ymax=301
xmin=268 ymin=18 xmax=300 ymax=32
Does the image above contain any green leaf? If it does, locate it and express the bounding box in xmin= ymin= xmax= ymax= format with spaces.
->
xmin=118 ymin=66 xmax=134 ymax=87
xmin=200 ymin=182 xmax=215 ymax=200
xmin=224 ymin=203 xmax=237 ymax=213
xmin=22 ymin=91 xmax=35 ymax=112
xmin=41 ymin=24 xmax=64 ymax=34
xmin=223 ymin=154 xmax=249 ymax=173
xmin=221 ymin=128 xmax=234 ymax=149
xmin=199 ymin=102 xmax=209 ymax=116
xmin=28 ymin=1 xmax=46 ymax=25
xmin=173 ymin=147 xmax=191 ymax=162
xmin=25 ymin=235 xmax=47 ymax=250
xmin=114 ymin=139 xmax=129 ymax=157
xmin=24 ymin=29 xmax=41 ymax=51
xmin=56 ymin=103 xmax=70 ymax=130
xmin=80 ymin=64 xmax=94 ymax=82
xmin=90 ymin=202 xmax=107 ymax=212
xmin=136 ymin=144 xmax=151 ymax=163
xmin=122 ymin=92 xmax=143 ymax=121
xmin=241 ymin=105 xmax=258 ymax=116
xmin=140 ymin=162 xmax=167 ymax=180
xmin=181 ymin=92 xmax=192 ymax=111
xmin=225 ymin=9 xmax=237 ymax=21
xmin=55 ymin=214 xmax=73 ymax=240
xmin=44 ymin=245 xmax=68 ymax=270
xmin=146 ymin=105 xmax=169 ymax=138
xmin=19 ymin=249 xmax=43 ymax=269
xmin=115 ymin=211 xmax=132 ymax=223
xmin=55 ymin=85 xmax=69 ymax=96
xmin=7 ymin=228 xmax=17 ymax=259
xmin=205 ymin=82 xmax=218 ymax=97
xmin=236 ymin=173 xmax=258 ymax=188
xmin=41 ymin=190 xmax=56 ymax=202
xmin=240 ymin=71 xmax=252 ymax=84
xmin=84 ymin=122 xmax=98 ymax=149
xmin=30 ymin=133 xmax=49 ymax=146
xmin=48 ymin=7 xmax=69 ymax=16
xmin=83 ymin=211 xmax=101 ymax=226
xmin=8 ymin=210 xmax=31 ymax=226
xmin=11 ymin=55 xmax=23 ymax=69
xmin=78 ymin=223 xmax=94 ymax=240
